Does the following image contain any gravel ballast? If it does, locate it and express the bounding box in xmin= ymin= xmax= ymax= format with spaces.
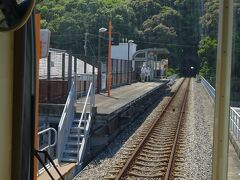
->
xmin=74 ymin=78 xmax=215 ymax=179
xmin=74 ymin=80 xmax=183 ymax=180
xmin=182 ymin=79 xmax=214 ymax=179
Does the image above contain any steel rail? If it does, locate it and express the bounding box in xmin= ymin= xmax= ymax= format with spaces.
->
xmin=164 ymin=78 xmax=190 ymax=180
xmin=115 ymin=78 xmax=187 ymax=180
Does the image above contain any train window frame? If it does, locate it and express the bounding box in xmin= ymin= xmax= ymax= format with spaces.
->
xmin=213 ymin=0 xmax=233 ymax=179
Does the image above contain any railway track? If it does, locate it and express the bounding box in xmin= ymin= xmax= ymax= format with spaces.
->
xmin=104 ymin=78 xmax=190 ymax=180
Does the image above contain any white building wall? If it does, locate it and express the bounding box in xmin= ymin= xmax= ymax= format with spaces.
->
xmin=111 ymin=43 xmax=137 ymax=60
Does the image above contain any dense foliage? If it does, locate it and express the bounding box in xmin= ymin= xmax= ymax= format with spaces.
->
xmin=198 ymin=1 xmax=240 ymax=104
xmin=37 ymin=0 xmax=135 ymax=56
xmin=37 ymin=0 xmax=203 ymax=72
xmin=198 ymin=0 xmax=218 ymax=81
xmin=198 ymin=36 xmax=217 ymax=79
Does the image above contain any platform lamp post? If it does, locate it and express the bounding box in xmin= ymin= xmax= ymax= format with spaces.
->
xmin=97 ymin=27 xmax=107 ymax=93
xmin=128 ymin=40 xmax=134 ymax=84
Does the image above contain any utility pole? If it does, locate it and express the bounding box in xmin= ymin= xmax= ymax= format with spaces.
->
xmin=128 ymin=42 xmax=130 ymax=84
xmin=107 ymin=20 xmax=112 ymax=97
xmin=84 ymin=32 xmax=88 ymax=56
xmin=97 ymin=33 xmax=101 ymax=93
xmin=84 ymin=31 xmax=88 ymax=91
xmin=92 ymin=40 xmax=96 ymax=106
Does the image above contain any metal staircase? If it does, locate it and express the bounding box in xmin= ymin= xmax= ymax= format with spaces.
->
xmin=58 ymin=75 xmax=94 ymax=166
xmin=61 ymin=118 xmax=84 ymax=162
xmin=62 ymin=111 xmax=91 ymax=162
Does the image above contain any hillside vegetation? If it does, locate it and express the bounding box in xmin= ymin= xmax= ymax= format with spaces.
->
xmin=37 ymin=0 xmax=204 ymax=73
xmin=38 ymin=0 xmax=240 ymax=80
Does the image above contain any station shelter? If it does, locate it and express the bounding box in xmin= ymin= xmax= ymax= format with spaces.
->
xmin=132 ymin=48 xmax=170 ymax=81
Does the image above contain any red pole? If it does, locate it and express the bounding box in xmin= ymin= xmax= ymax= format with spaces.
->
xmin=107 ymin=20 xmax=112 ymax=97
xmin=34 ymin=13 xmax=41 ymax=180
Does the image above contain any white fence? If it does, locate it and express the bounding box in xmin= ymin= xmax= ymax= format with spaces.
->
xmin=200 ymin=75 xmax=240 ymax=144
xmin=230 ymin=107 xmax=240 ymax=141
xmin=199 ymin=75 xmax=215 ymax=103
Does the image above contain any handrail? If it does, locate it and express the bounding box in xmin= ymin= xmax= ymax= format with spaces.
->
xmin=199 ymin=75 xmax=215 ymax=102
xmin=37 ymin=127 xmax=57 ymax=175
xmin=77 ymin=82 xmax=93 ymax=165
xmin=200 ymin=75 xmax=240 ymax=144
xmin=230 ymin=107 xmax=240 ymax=142
xmin=58 ymin=75 xmax=76 ymax=162
xmin=78 ymin=82 xmax=93 ymax=129
xmin=58 ymin=82 xmax=76 ymax=128
xmin=38 ymin=128 xmax=57 ymax=151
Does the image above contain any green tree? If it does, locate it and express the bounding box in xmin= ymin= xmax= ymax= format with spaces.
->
xmin=198 ymin=0 xmax=218 ymax=81
xmin=198 ymin=36 xmax=217 ymax=66
xmin=37 ymin=0 xmax=136 ymax=56
xmin=37 ymin=0 xmax=203 ymax=72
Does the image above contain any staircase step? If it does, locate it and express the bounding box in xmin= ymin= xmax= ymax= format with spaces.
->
xmin=68 ymin=134 xmax=84 ymax=142
xmin=70 ymin=126 xmax=84 ymax=130
xmin=73 ymin=119 xmax=88 ymax=123
xmin=68 ymin=134 xmax=84 ymax=138
xmin=75 ymin=113 xmax=90 ymax=119
xmin=65 ymin=142 xmax=82 ymax=150
xmin=70 ymin=127 xmax=85 ymax=133
xmin=63 ymin=151 xmax=78 ymax=158
xmin=66 ymin=142 xmax=82 ymax=146
xmin=69 ymin=132 xmax=84 ymax=137
xmin=72 ymin=118 xmax=89 ymax=127
xmin=64 ymin=149 xmax=78 ymax=154
xmin=61 ymin=157 xmax=77 ymax=163
xmin=72 ymin=123 xmax=86 ymax=128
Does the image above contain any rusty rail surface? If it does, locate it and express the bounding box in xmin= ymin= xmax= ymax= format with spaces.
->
xmin=164 ymin=78 xmax=189 ymax=180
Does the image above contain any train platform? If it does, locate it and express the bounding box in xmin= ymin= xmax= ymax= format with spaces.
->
xmin=75 ymin=81 xmax=170 ymax=161
xmin=76 ymin=81 xmax=168 ymax=115
xmin=37 ymin=160 xmax=75 ymax=180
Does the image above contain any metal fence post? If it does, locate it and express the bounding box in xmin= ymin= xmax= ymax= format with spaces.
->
xmin=92 ymin=57 xmax=96 ymax=106
xmin=74 ymin=56 xmax=77 ymax=74
xmin=47 ymin=52 xmax=51 ymax=80
xmin=47 ymin=52 xmax=51 ymax=101
xmin=116 ymin=59 xmax=118 ymax=86
xmin=68 ymin=53 xmax=72 ymax=92
xmin=111 ymin=59 xmax=113 ymax=87
xmin=120 ymin=60 xmax=122 ymax=85
xmin=84 ymin=58 xmax=87 ymax=92
xmin=130 ymin=61 xmax=132 ymax=83
xmin=74 ymin=56 xmax=77 ymax=97
xmin=62 ymin=53 xmax=65 ymax=80
xmin=125 ymin=60 xmax=127 ymax=83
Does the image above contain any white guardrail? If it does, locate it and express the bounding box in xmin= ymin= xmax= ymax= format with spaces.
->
xmin=38 ymin=127 xmax=57 ymax=175
xmin=199 ymin=75 xmax=215 ymax=103
xmin=77 ymin=82 xmax=93 ymax=165
xmin=199 ymin=75 xmax=240 ymax=143
xmin=58 ymin=76 xmax=76 ymax=162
